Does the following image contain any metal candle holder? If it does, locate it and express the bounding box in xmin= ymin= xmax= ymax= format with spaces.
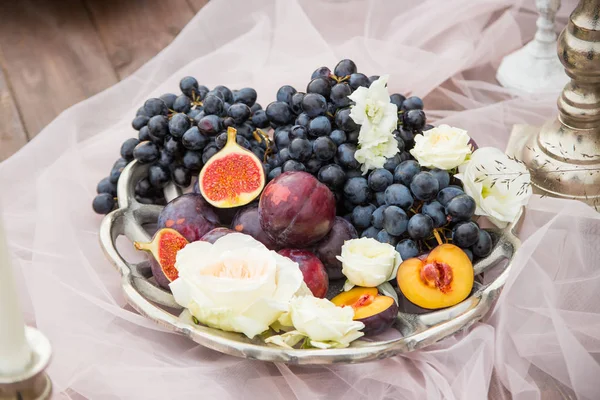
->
xmin=507 ymin=0 xmax=600 ymax=210
xmin=0 ymin=327 xmax=52 ymax=400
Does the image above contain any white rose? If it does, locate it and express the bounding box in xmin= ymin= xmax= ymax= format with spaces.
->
xmin=455 ymin=147 xmax=532 ymax=228
xmin=409 ymin=124 xmax=473 ymax=170
xmin=265 ymin=296 xmax=365 ymax=349
xmin=348 ymin=75 xmax=400 ymax=173
xmin=336 ymin=238 xmax=401 ymax=290
xmin=169 ymin=233 xmax=304 ymax=339
xmin=354 ymin=134 xmax=399 ymax=173
xmin=348 ymin=74 xmax=398 ymax=135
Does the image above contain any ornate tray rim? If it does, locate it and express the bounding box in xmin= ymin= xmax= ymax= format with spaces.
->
xmin=99 ymin=160 xmax=523 ymax=365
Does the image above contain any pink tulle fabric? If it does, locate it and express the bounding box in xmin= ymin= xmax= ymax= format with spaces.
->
xmin=1 ymin=0 xmax=599 ymax=398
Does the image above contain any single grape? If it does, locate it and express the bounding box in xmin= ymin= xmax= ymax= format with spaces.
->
xmin=268 ymin=166 xmax=282 ymax=181
xmin=197 ymin=115 xmax=221 ymax=135
xmin=403 ymin=109 xmax=426 ymax=131
xmin=352 ymin=204 xmax=376 ymax=229
xmin=377 ymin=229 xmax=399 ymax=246
xmin=313 ymin=137 xmax=337 ymax=161
xmin=288 ymin=138 xmax=312 ymax=162
xmin=202 ymin=145 xmax=218 ymax=164
xmin=452 ymin=221 xmax=480 ymax=248
xmin=290 ymin=125 xmax=308 ymax=140
xmin=371 ymin=205 xmax=387 ymax=229
xmin=168 ymin=113 xmax=191 ymax=138
xmin=120 ymin=138 xmax=140 ymax=161
xmin=252 ymin=145 xmax=265 ymax=161
xmin=266 ymin=101 xmax=293 ymax=126
xmin=278 ymin=147 xmax=291 ymax=164
xmin=368 ymin=168 xmax=393 ymax=192
xmin=171 ymin=165 xmax=192 ymax=188
xmin=463 ymin=248 xmax=474 ymax=262
xmin=330 ymin=129 xmax=346 ymax=145
xmin=396 ymin=239 xmax=419 ymax=260
xmin=290 ymin=93 xmax=305 ymax=115
xmin=336 ymin=143 xmax=360 ymax=170
xmin=384 ymin=184 xmax=413 ymax=210
xmin=422 ymin=201 xmax=446 ymax=228
xmin=361 ymin=226 xmax=380 ymax=239
xmin=183 ymin=150 xmax=203 ymax=172
xmin=334 ymin=108 xmax=358 ymax=132
xmin=251 ymin=110 xmax=270 ymax=128
xmin=179 ymin=76 xmax=199 ymax=98
xmin=348 ymin=73 xmax=369 ymax=89
xmin=398 ymin=128 xmax=415 ymax=149
xmin=430 ymin=168 xmax=450 ymax=190
xmin=159 ymin=93 xmax=177 ymax=109
xmin=207 ymin=89 xmax=223 ymax=100
xmin=136 ymin=106 xmax=151 ymax=117
xmin=276 ymin=85 xmax=297 ymax=104
xmin=236 ymin=135 xmax=251 ymax=149
xmin=330 ymin=83 xmax=351 ymax=107
xmin=274 ymin=129 xmax=291 ymax=149
xmin=164 ymin=135 xmax=183 ymax=155
xmin=234 ymin=87 xmax=257 ymax=107
xmin=410 ymin=172 xmax=439 ymax=201
xmin=311 ymin=66 xmax=332 ymax=80
xmin=446 ymin=194 xmax=476 ymax=222
xmin=306 ymin=77 xmax=331 ymax=98
xmin=147 ymin=115 xmax=169 ymax=141
xmin=318 ymin=164 xmax=346 ymax=189
xmin=109 ymin=158 xmax=127 ymax=183
xmin=133 ymin=141 xmax=159 ymax=164
xmin=222 ymin=117 xmax=235 ymax=128
xmin=227 ymin=103 xmax=251 ymax=124
xmin=390 ymin=94 xmax=406 ymax=109
xmin=202 ymin=94 xmax=224 ymax=115
xmin=308 ymin=115 xmax=332 ymax=137
xmin=305 ymin=158 xmax=323 ymax=174
xmin=282 ymin=160 xmax=306 ymax=172
xmin=383 ymin=153 xmax=402 ymax=172
xmin=301 ymin=93 xmax=327 ymax=118
xmin=401 ymin=96 xmax=424 ymax=111
xmin=344 ymin=177 xmax=370 ymax=204
xmin=334 ymin=59 xmax=357 ymax=77
xmin=132 ymin=115 xmax=149 ymax=131
xmin=437 ymin=186 xmax=464 ymax=207
xmin=472 ymin=229 xmax=493 ymax=258
xmin=407 ymin=214 xmax=434 ymax=240
xmin=138 ymin=126 xmax=150 ymax=142
xmin=143 ymin=98 xmax=168 ymax=116
xmin=96 ymin=177 xmax=117 ymax=197
xmin=368 ymin=75 xmax=380 ymax=85
xmin=148 ymin=164 xmax=170 ymax=188
xmin=295 ymin=113 xmax=311 ymax=127
xmin=157 ymin=149 xmax=174 ymax=167
xmin=182 ymin=126 xmax=210 ymax=150
xmin=383 ymin=206 xmax=408 ymax=236
xmin=214 ymin=85 xmax=233 ymax=103
xmin=93 ymin=193 xmax=115 ymax=215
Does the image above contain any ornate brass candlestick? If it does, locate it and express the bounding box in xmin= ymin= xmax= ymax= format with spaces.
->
xmin=516 ymin=0 xmax=600 ymax=210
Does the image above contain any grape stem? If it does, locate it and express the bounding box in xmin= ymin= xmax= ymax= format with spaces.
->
xmin=433 ymin=228 xmax=444 ymax=246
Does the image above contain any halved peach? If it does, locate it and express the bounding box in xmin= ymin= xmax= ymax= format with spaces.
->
xmin=397 ymin=243 xmax=473 ymax=310
xmin=331 ymin=287 xmax=398 ymax=336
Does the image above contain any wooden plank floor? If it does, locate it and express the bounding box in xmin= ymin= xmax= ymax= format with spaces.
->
xmin=0 ymin=0 xmax=208 ymax=162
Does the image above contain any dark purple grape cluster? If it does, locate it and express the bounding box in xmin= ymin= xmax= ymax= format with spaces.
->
xmin=92 ymin=77 xmax=268 ymax=215
xmin=262 ymin=59 xmax=429 ymax=187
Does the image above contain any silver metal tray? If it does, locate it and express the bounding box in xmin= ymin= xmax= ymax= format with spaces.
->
xmin=99 ymin=160 xmax=522 ymax=365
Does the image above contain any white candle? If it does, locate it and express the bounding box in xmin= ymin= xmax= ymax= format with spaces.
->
xmin=0 ymin=209 xmax=32 ymax=375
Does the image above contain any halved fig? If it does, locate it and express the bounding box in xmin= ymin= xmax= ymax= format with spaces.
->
xmin=134 ymin=228 xmax=188 ymax=289
xmin=331 ymin=287 xmax=398 ymax=336
xmin=199 ymin=127 xmax=266 ymax=208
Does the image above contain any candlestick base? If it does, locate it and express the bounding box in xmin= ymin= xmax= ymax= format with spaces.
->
xmin=0 ymin=327 xmax=52 ymax=400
